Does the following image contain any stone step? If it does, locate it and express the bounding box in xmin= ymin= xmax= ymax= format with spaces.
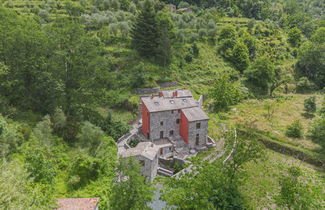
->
xmin=157 ymin=167 xmax=173 ymax=177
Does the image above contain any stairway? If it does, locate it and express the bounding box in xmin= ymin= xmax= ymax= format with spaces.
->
xmin=157 ymin=167 xmax=174 ymax=177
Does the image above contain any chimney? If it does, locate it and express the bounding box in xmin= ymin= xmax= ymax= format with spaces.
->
xmin=173 ymin=91 xmax=178 ymax=97
xmin=159 ymin=92 xmax=163 ymax=97
xmin=151 ymin=94 xmax=154 ymax=99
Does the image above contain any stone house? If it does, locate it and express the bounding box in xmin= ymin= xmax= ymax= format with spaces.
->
xmin=141 ymin=89 xmax=209 ymax=155
xmin=121 ymin=142 xmax=159 ymax=182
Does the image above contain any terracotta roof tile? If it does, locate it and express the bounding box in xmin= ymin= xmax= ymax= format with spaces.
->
xmin=57 ymin=198 xmax=99 ymax=210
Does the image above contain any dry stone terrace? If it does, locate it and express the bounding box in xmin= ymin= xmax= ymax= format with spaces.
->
xmin=118 ymin=89 xmax=216 ymax=181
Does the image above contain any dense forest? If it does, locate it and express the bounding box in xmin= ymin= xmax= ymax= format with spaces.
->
xmin=0 ymin=0 xmax=324 ymax=209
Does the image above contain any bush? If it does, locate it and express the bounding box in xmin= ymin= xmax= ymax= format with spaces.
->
xmin=309 ymin=118 xmax=325 ymax=143
xmin=285 ymin=120 xmax=303 ymax=138
xmin=208 ymin=74 xmax=244 ymax=112
xmin=296 ymin=77 xmax=316 ymax=93
xmin=304 ymin=96 xmax=316 ymax=114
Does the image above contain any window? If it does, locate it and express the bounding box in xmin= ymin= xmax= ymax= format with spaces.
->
xmin=178 ymin=109 xmax=180 ymax=113
xmin=160 ymin=131 xmax=164 ymax=139
xmin=171 ymin=110 xmax=174 ymax=114
xmin=169 ymin=130 xmax=174 ymax=136
xmin=154 ymin=102 xmax=160 ymax=106
xmin=196 ymin=122 xmax=201 ymax=129
xmin=160 ymin=148 xmax=163 ymax=155
xmin=176 ymin=119 xmax=180 ymax=124
xmin=182 ymin=98 xmax=187 ymax=102
xmin=169 ymin=100 xmax=175 ymax=104
xmin=196 ymin=134 xmax=199 ymax=145
xmin=139 ymin=160 xmax=145 ymax=167
xmin=169 ymin=147 xmax=172 ymax=151
xmin=160 ymin=121 xmax=164 ymax=126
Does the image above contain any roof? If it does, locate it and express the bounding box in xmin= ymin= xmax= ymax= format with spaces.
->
xmin=181 ymin=107 xmax=209 ymax=122
xmin=161 ymin=89 xmax=193 ymax=98
xmin=57 ymin=198 xmax=99 ymax=210
xmin=121 ymin=142 xmax=159 ymax=160
xmin=141 ymin=96 xmax=199 ymax=112
xmin=177 ymin=8 xmax=193 ymax=12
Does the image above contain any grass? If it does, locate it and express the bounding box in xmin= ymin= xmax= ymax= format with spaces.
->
xmin=216 ymin=94 xmax=323 ymax=154
xmin=240 ymin=149 xmax=325 ymax=209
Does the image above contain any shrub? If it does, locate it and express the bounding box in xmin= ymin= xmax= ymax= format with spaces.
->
xmin=304 ymin=96 xmax=316 ymax=114
xmin=285 ymin=120 xmax=303 ymax=138
xmin=296 ymin=77 xmax=316 ymax=93
xmin=208 ymin=74 xmax=244 ymax=112
xmin=309 ymin=118 xmax=325 ymax=143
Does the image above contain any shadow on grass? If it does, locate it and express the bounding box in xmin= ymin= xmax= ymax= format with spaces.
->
xmin=301 ymin=112 xmax=315 ymax=119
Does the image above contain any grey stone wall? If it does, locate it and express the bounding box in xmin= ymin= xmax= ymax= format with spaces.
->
xmin=149 ymin=110 xmax=181 ymax=141
xmin=135 ymin=87 xmax=160 ymax=95
xmin=187 ymin=120 xmax=208 ymax=149
xmin=134 ymin=154 xmax=158 ymax=182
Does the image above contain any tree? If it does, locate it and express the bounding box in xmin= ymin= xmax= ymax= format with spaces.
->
xmin=131 ymin=0 xmax=159 ymax=59
xmin=311 ymin=27 xmax=325 ymax=44
xmin=231 ymin=41 xmax=250 ymax=72
xmin=77 ymin=121 xmax=105 ymax=154
xmin=288 ymin=27 xmax=302 ymax=47
xmin=296 ymin=41 xmax=325 ymax=89
xmin=109 ymin=157 xmax=154 ymax=210
xmin=244 ymin=56 xmax=275 ymax=96
xmin=309 ymin=117 xmax=325 ymax=144
xmin=304 ymin=96 xmax=316 ymax=115
xmin=162 ymin=128 xmax=264 ymax=209
xmin=45 ymin=17 xmax=108 ymax=116
xmin=0 ymin=115 xmax=23 ymax=159
xmin=241 ymin=32 xmax=257 ymax=60
xmin=208 ymin=73 xmax=244 ymax=112
xmin=275 ymin=166 xmax=321 ymax=209
xmin=218 ymin=24 xmax=237 ymax=41
xmin=285 ymin=120 xmax=303 ymax=138
xmin=0 ymin=160 xmax=56 ymax=209
xmin=155 ymin=11 xmax=174 ymax=66
xmin=33 ymin=115 xmax=53 ymax=145
xmin=24 ymin=146 xmax=57 ymax=184
xmin=0 ymin=7 xmax=57 ymax=113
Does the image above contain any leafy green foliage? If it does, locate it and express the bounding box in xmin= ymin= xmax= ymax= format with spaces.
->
xmin=0 ymin=115 xmax=23 ymax=158
xmin=304 ymin=96 xmax=317 ymax=114
xmin=208 ymin=73 xmax=244 ymax=112
xmin=285 ymin=120 xmax=303 ymax=138
xmin=288 ymin=27 xmax=302 ymax=47
xmin=309 ymin=117 xmax=325 ymax=144
xmin=296 ymin=36 xmax=325 ymax=89
xmin=25 ymin=146 xmax=57 ymax=184
xmin=131 ymin=0 xmax=159 ymax=58
xmin=275 ymin=166 xmax=322 ymax=209
xmin=77 ymin=121 xmax=105 ymax=153
xmin=0 ymin=161 xmax=56 ymax=209
xmin=109 ymin=157 xmax=154 ymax=210
xmin=244 ymin=56 xmax=275 ymax=96
xmin=162 ymin=128 xmax=264 ymax=209
xmin=296 ymin=77 xmax=317 ymax=93
xmin=311 ymin=27 xmax=325 ymax=44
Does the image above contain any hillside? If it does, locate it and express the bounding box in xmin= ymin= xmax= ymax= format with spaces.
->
xmin=0 ymin=0 xmax=324 ymax=209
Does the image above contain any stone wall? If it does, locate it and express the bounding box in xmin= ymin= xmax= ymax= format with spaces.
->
xmin=187 ymin=120 xmax=208 ymax=149
xmin=149 ymin=110 xmax=181 ymax=141
xmin=135 ymin=87 xmax=160 ymax=95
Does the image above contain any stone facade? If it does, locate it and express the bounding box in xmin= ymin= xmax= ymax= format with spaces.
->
xmin=187 ymin=120 xmax=209 ymax=149
xmin=134 ymin=153 xmax=158 ymax=182
xmin=142 ymin=89 xmax=210 ymax=152
xmin=149 ymin=110 xmax=181 ymax=141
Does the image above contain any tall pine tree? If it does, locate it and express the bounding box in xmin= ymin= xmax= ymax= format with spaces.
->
xmin=131 ymin=0 xmax=159 ymax=58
